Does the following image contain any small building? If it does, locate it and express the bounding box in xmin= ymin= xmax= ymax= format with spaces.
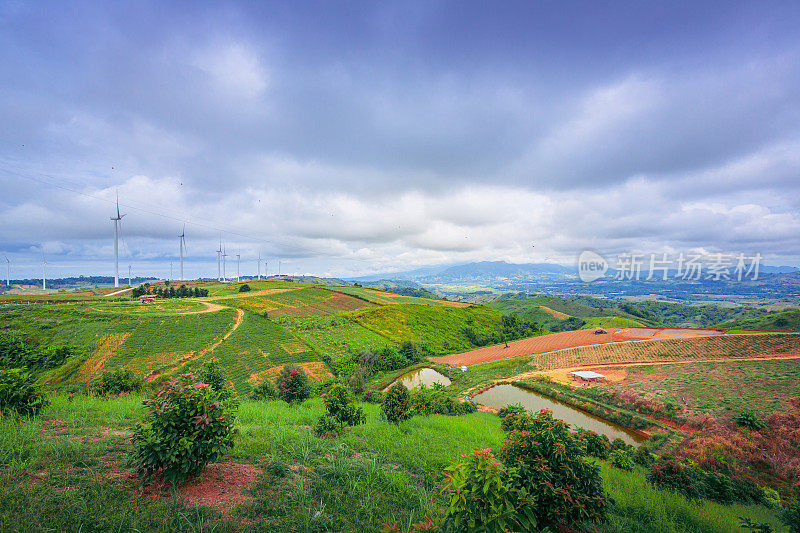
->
xmin=570 ymin=370 xmax=605 ymax=383
xmin=138 ymin=294 xmax=157 ymax=303
xmin=460 ymin=366 xmax=468 ymax=372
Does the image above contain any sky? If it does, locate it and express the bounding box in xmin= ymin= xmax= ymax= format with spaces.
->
xmin=2 ymin=0 xmax=800 ymax=280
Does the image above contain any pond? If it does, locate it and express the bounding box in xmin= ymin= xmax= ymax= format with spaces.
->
xmin=388 ymin=367 xmax=452 ymax=390
xmin=472 ymin=384 xmax=645 ymax=446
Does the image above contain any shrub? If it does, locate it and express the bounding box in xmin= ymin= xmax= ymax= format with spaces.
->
xmin=250 ymin=379 xmax=278 ymax=400
xmin=735 ymin=412 xmax=767 ymax=431
xmin=442 ymin=448 xmax=534 ymax=533
xmin=499 ymin=410 xmax=608 ymax=529
xmin=132 ymin=372 xmax=236 ymax=485
xmin=362 ymin=390 xmax=384 ymax=404
xmin=632 ymin=445 xmax=656 ymax=467
xmin=0 ymin=369 xmax=48 ymax=416
xmin=578 ymin=429 xmax=611 ymax=460
xmin=93 ymin=368 xmax=142 ymax=396
xmin=276 ymin=365 xmax=311 ymax=403
xmin=647 ymin=457 xmax=763 ymax=505
xmin=238 ymin=284 xmax=251 ymax=293
xmin=382 ymin=383 xmax=412 ymax=424
xmin=314 ymin=414 xmax=341 ymax=437
xmin=781 ymin=485 xmax=800 ymax=533
xmin=199 ymin=359 xmax=234 ymax=401
xmin=348 ymin=365 xmax=367 ymax=396
xmin=409 ymin=384 xmax=476 ymax=416
xmin=317 ymin=383 xmax=365 ymax=435
xmin=609 ymin=449 xmax=634 ymax=471
xmin=497 ymin=402 xmax=526 ymax=420
xmin=763 ymin=487 xmax=781 ymax=509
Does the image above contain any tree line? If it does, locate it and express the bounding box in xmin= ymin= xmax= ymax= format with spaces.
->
xmin=131 ymin=283 xmax=209 ymax=299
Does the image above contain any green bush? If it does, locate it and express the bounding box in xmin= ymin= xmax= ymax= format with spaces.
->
xmin=316 ymin=383 xmax=365 ymax=436
xmin=250 ymin=379 xmax=278 ymax=400
xmin=497 ymin=402 xmax=526 ymax=420
xmin=409 ymin=384 xmax=476 ymax=416
xmin=381 ymin=383 xmax=412 ymax=424
xmin=647 ymin=457 xmax=765 ymax=505
xmin=276 ymin=365 xmax=311 ymax=403
xmin=499 ymin=409 xmax=609 ymax=529
xmin=763 ymin=487 xmax=781 ymax=509
xmin=362 ymin=390 xmax=384 ymax=404
xmin=313 ymin=414 xmax=341 ymax=437
xmin=578 ymin=429 xmax=611 ymax=460
xmin=199 ymin=359 xmax=234 ymax=401
xmin=632 ymin=445 xmax=655 ymax=467
xmin=238 ymin=284 xmax=251 ymax=293
xmin=781 ymin=485 xmax=800 ymax=533
xmin=609 ymin=449 xmax=635 ymax=471
xmin=92 ymin=368 xmax=142 ymax=396
xmin=735 ymin=411 xmax=767 ymax=431
xmin=132 ymin=372 xmax=236 ymax=485
xmin=0 ymin=369 xmax=48 ymax=416
xmin=442 ymin=448 xmax=534 ymax=533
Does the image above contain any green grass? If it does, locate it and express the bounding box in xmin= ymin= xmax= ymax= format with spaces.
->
xmin=0 ymin=395 xmax=784 ymax=532
xmin=195 ymin=311 xmax=318 ymax=394
xmin=352 ymin=303 xmax=509 ymax=354
xmin=581 ymin=316 xmax=646 ymax=329
xmin=332 ymin=286 xmax=451 ymax=306
xmin=88 ymin=299 xmax=209 ymax=315
xmin=716 ymin=309 xmax=800 ymax=331
xmin=276 ymin=314 xmax=394 ymax=363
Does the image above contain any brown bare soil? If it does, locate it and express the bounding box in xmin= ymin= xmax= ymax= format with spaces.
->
xmin=431 ymin=327 xmax=733 ymax=366
xmin=135 ymin=462 xmax=261 ymax=515
xmin=205 ymin=288 xmax=301 ymax=301
xmin=249 ymin=361 xmax=334 ymax=384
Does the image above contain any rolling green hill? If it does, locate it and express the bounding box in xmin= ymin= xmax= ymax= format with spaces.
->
xmin=715 ymin=309 xmax=800 ymax=331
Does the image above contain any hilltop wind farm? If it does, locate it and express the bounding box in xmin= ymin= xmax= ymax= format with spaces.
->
xmin=2 ymin=2 xmax=800 ymax=532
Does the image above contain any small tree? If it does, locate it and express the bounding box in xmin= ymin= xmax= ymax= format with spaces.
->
xmin=93 ymin=368 xmax=142 ymax=396
xmin=199 ymin=359 xmax=233 ymax=400
xmin=132 ymin=372 xmax=236 ymax=485
xmin=276 ymin=365 xmax=311 ymax=403
xmin=442 ymin=448 xmax=534 ymax=533
xmin=250 ymin=379 xmax=278 ymax=400
xmin=316 ymin=383 xmax=365 ymax=436
xmin=381 ymin=383 xmax=412 ymax=424
xmin=239 ymin=284 xmax=251 ymax=293
xmin=0 ymin=369 xmax=48 ymax=416
xmin=499 ymin=410 xmax=609 ymax=529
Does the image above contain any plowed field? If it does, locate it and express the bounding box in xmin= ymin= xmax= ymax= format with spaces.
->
xmin=431 ymin=327 xmax=748 ymax=366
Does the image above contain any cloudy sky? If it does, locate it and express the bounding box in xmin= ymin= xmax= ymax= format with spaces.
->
xmin=2 ymin=1 xmax=800 ymax=279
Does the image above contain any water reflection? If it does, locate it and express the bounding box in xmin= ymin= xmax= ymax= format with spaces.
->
xmin=389 ymin=367 xmax=452 ymax=390
xmin=473 ymin=384 xmax=644 ymax=446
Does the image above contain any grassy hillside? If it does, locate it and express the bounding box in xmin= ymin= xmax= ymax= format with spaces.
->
xmin=716 ymin=309 xmax=800 ymax=331
xmin=352 ymin=303 xmax=518 ymax=354
xmin=0 ymin=395 xmax=784 ymax=532
xmin=488 ymin=298 xmax=646 ymax=332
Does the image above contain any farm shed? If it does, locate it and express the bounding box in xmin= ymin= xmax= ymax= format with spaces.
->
xmin=138 ymin=294 xmax=157 ymax=303
xmin=570 ymin=370 xmax=605 ymax=382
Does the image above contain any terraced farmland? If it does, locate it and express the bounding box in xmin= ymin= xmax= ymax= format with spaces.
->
xmin=520 ymin=333 xmax=800 ymax=373
xmin=276 ymin=314 xmax=393 ymax=362
xmin=334 ymin=286 xmax=468 ymax=307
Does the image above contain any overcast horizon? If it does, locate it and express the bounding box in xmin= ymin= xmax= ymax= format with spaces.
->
xmin=3 ymin=1 xmax=800 ymax=280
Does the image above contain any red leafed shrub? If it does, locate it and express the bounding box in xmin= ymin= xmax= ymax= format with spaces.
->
xmin=132 ymin=372 xmax=236 ymax=485
xmin=276 ymin=365 xmax=311 ymax=403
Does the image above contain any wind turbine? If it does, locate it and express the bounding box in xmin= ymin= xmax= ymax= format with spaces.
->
xmin=216 ymin=236 xmax=223 ymax=282
xmin=257 ymin=251 xmax=261 ymax=280
xmin=110 ymin=192 xmax=126 ymax=288
xmin=278 ymin=259 xmax=281 ymax=276
xmin=4 ymin=256 xmax=9 ymax=287
xmin=170 ymin=261 xmax=173 ymax=281
xmin=178 ymin=224 xmax=186 ymax=280
xmin=41 ymin=250 xmax=47 ymax=291
xmin=128 ymin=265 xmax=132 ymax=287
xmin=264 ymin=259 xmax=268 ymax=279
xmin=222 ymin=245 xmax=228 ymax=282
xmin=236 ymin=253 xmax=241 ymax=282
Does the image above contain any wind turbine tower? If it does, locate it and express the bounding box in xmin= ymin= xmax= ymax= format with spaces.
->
xmin=110 ymin=193 xmax=126 ymax=287
xmin=257 ymin=251 xmax=261 ymax=280
xmin=216 ymin=237 xmax=222 ymax=282
xmin=4 ymin=256 xmax=9 ymax=287
xmin=236 ymin=253 xmax=241 ymax=282
xmin=222 ymin=245 xmax=228 ymax=282
xmin=128 ymin=265 xmax=132 ymax=287
xmin=178 ymin=225 xmax=186 ymax=280
xmin=41 ymin=251 xmax=47 ymax=291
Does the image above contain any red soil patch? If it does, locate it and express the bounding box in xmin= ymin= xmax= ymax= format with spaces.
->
xmin=432 ymin=327 xmax=732 ymax=366
xmin=137 ymin=462 xmax=261 ymax=514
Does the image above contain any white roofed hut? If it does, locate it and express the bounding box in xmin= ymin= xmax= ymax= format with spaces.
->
xmin=570 ymin=370 xmax=605 ymax=384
